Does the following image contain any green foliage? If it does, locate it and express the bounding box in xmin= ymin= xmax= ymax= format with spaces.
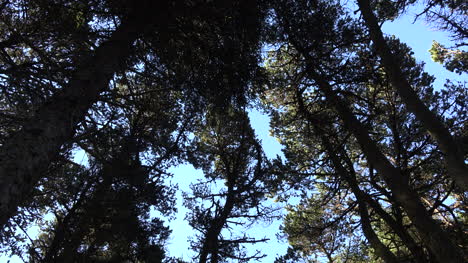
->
xmin=429 ymin=41 xmax=468 ymax=74
xmin=0 ymin=0 xmax=467 ymax=262
xmin=184 ymin=107 xmax=277 ymax=262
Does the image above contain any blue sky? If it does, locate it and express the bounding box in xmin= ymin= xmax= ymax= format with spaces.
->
xmin=382 ymin=8 xmax=464 ymax=89
xmin=164 ymin=7 xmax=465 ymax=262
xmin=166 ymin=18 xmax=465 ymax=262
xmin=2 ymin=3 xmax=465 ymax=263
xmin=164 ymin=110 xmax=286 ymax=261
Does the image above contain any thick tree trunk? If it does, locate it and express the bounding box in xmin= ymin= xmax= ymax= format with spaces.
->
xmin=0 ymin=5 xmax=159 ymax=227
xmin=356 ymin=0 xmax=468 ymax=191
xmin=312 ymin=74 xmax=464 ymax=262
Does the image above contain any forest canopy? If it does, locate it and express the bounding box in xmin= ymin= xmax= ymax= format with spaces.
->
xmin=0 ymin=0 xmax=466 ymax=262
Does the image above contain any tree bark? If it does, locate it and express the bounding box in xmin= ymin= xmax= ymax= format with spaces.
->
xmin=198 ymin=185 xmax=235 ymax=263
xmin=312 ymin=74 xmax=465 ymax=262
xmin=356 ymin=0 xmax=468 ymax=191
xmin=294 ymin=89 xmax=428 ymax=262
xmin=324 ymin=134 xmax=427 ymax=262
xmin=0 ymin=3 xmax=164 ymax=227
xmin=321 ymin=133 xmax=399 ymax=263
xmin=358 ymin=201 xmax=400 ymax=263
xmin=338 ymin=146 xmax=428 ymax=262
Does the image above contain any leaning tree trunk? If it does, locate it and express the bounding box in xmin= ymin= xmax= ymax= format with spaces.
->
xmin=316 ymin=121 xmax=425 ymax=260
xmin=336 ymin=139 xmax=428 ymax=262
xmin=41 ymin=181 xmax=93 ymax=263
xmin=317 ymin=130 xmax=399 ymax=263
xmin=294 ymin=90 xmax=428 ymax=262
xmin=311 ymin=73 xmax=465 ymax=262
xmin=321 ymin=130 xmax=427 ymax=262
xmin=358 ymin=201 xmax=400 ymax=263
xmin=356 ymin=0 xmax=468 ymax=191
xmin=0 ymin=2 xmax=168 ymax=227
xmin=199 ymin=181 xmax=236 ymax=263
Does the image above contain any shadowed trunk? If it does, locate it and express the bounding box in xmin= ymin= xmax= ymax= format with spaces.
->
xmin=0 ymin=2 xmax=168 ymax=227
xmin=336 ymin=142 xmax=428 ymax=262
xmin=322 ymin=133 xmax=427 ymax=262
xmin=310 ymin=73 xmax=464 ymax=262
xmin=198 ymin=178 xmax=236 ymax=263
xmin=41 ymin=180 xmax=93 ymax=262
xmin=318 ymin=128 xmax=399 ymax=263
xmin=358 ymin=201 xmax=399 ymax=263
xmin=296 ymin=96 xmax=427 ymax=262
xmin=356 ymin=0 xmax=468 ymax=191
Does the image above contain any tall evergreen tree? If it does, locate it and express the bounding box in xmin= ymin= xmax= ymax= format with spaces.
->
xmin=356 ymin=0 xmax=468 ymax=190
xmin=264 ymin=0 xmax=466 ymax=261
xmin=185 ymin=108 xmax=276 ymax=263
xmin=0 ymin=0 xmax=267 ymax=228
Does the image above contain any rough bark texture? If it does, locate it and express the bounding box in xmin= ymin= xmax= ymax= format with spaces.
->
xmin=0 ymin=2 xmax=165 ymax=227
xmin=356 ymin=0 xmax=468 ymax=191
xmin=313 ymin=74 xmax=465 ymax=262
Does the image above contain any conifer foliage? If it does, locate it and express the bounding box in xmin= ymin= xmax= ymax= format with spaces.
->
xmin=0 ymin=0 xmax=466 ymax=262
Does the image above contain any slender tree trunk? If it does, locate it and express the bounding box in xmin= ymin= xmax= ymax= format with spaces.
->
xmin=42 ymin=181 xmax=92 ymax=262
xmin=311 ymin=74 xmax=464 ymax=262
xmin=199 ymin=187 xmax=235 ymax=263
xmin=356 ymin=0 xmax=468 ymax=190
xmin=329 ymin=137 xmax=427 ymax=262
xmin=315 ymin=122 xmax=427 ymax=263
xmin=359 ymin=188 xmax=428 ymax=261
xmin=0 ymin=3 xmax=166 ymax=227
xmin=323 ymin=136 xmax=399 ymax=263
xmin=198 ymin=204 xmax=234 ymax=263
xmin=358 ymin=201 xmax=400 ymax=263
xmin=295 ymin=90 xmax=428 ymax=262
xmin=50 ymin=164 xmax=116 ymax=262
xmin=338 ymin=146 xmax=428 ymax=262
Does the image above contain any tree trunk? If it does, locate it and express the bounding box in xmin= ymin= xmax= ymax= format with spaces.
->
xmin=359 ymin=188 xmax=428 ymax=261
xmin=327 ymin=135 xmax=427 ymax=262
xmin=312 ymin=74 xmax=465 ymax=262
xmin=0 ymin=2 xmax=168 ymax=227
xmin=358 ymin=201 xmax=400 ymax=263
xmin=199 ymin=184 xmax=236 ymax=263
xmin=42 ymin=181 xmax=92 ymax=262
xmin=356 ymin=0 xmax=468 ymax=191
xmin=295 ymin=89 xmax=428 ymax=262
xmin=323 ymin=136 xmax=400 ymax=263
xmin=338 ymin=145 xmax=428 ymax=262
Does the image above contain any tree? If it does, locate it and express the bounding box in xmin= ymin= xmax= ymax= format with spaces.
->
xmin=0 ymin=0 xmax=173 ymax=227
xmin=1 ymin=0 xmax=466 ymax=261
xmin=184 ymin=108 xmax=277 ymax=263
xmin=356 ymin=0 xmax=468 ymax=190
xmin=24 ymin=107 xmax=180 ymax=262
xmin=263 ymin=1 xmax=466 ymax=261
xmin=0 ymin=0 xmax=267 ymax=228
